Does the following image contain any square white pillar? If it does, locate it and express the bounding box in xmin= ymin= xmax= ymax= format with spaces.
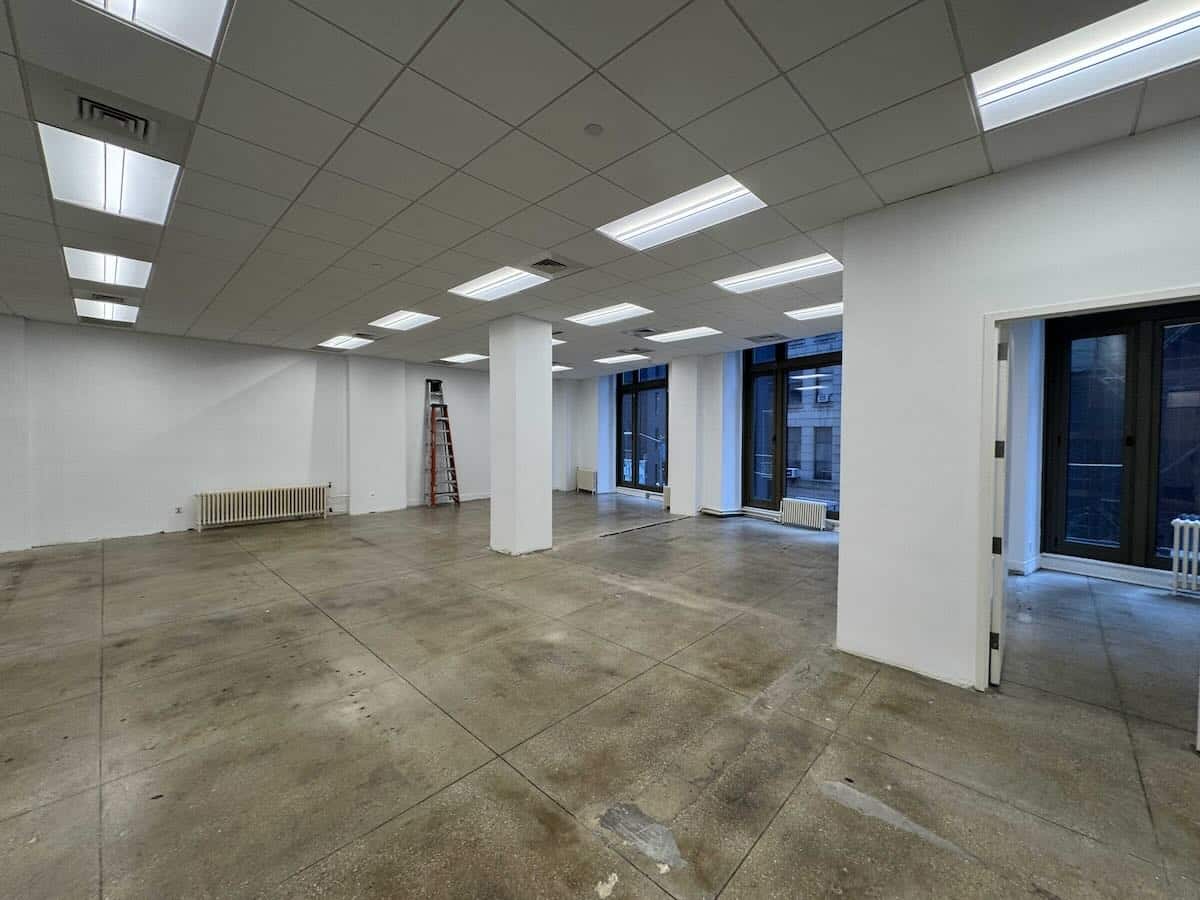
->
xmin=667 ymin=357 xmax=701 ymax=515
xmin=489 ymin=315 xmax=553 ymax=555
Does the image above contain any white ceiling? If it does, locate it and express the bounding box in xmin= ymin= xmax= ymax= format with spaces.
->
xmin=1 ymin=0 xmax=1197 ymax=377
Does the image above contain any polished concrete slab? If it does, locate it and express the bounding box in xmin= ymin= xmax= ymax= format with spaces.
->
xmin=1 ymin=493 xmax=1197 ymax=898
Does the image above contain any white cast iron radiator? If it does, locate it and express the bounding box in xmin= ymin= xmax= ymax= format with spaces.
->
xmin=780 ymin=498 xmax=827 ymax=530
xmin=576 ymin=467 xmax=598 ymax=493
xmin=1172 ymin=517 xmax=1200 ymax=593
xmin=196 ymin=485 xmax=329 ymax=532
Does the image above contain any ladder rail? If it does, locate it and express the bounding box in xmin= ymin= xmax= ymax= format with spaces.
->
xmin=425 ymin=377 xmax=460 ymax=507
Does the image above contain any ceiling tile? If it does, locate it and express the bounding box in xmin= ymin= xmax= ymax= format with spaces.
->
xmin=465 ymin=131 xmax=588 ymax=202
xmin=987 ymin=84 xmax=1141 ymax=172
xmin=807 ymin=222 xmax=845 ymax=259
xmin=603 ymin=0 xmax=774 ymax=128
xmin=684 ymin=254 xmax=754 ymax=282
xmin=600 ymin=134 xmax=723 ymax=203
xmin=298 ymin=170 xmax=410 ymax=225
xmin=1137 ymin=61 xmax=1200 ymax=134
xmin=425 ymin=249 xmax=496 ymax=278
xmin=550 ymin=231 xmax=633 ymax=267
xmin=175 ymin=170 xmax=290 ymax=226
xmin=0 ymin=112 xmax=37 ymax=161
xmin=292 ymin=0 xmax=457 ymax=63
xmin=0 ymin=53 xmax=24 ymax=117
xmin=358 ymin=229 xmax=446 ymax=264
xmin=645 ymin=233 xmax=729 ymax=268
xmin=326 ymin=128 xmax=452 ymax=199
xmin=220 ymin=0 xmax=401 ymax=119
xmin=169 ymin=203 xmax=270 ymax=244
xmin=509 ymin=0 xmax=687 ymax=66
xmin=494 ymin=205 xmax=589 ymax=247
xmin=789 ymin=1 xmax=963 ymax=129
xmin=411 ymin=0 xmax=589 ymax=125
xmin=541 ymin=175 xmax=645 ymax=227
xmin=386 ymin=203 xmax=482 ymax=246
xmin=456 ymin=229 xmax=545 ymax=263
xmin=866 ymin=138 xmax=990 ymax=203
xmin=186 ymin=126 xmax=317 ymax=199
xmin=737 ymin=232 xmax=824 ymax=267
xmin=775 ymin=178 xmax=882 ymax=231
xmin=0 ymin=211 xmax=55 ymax=244
xmin=0 ymin=1 xmax=11 ymax=53
xmin=703 ymin=207 xmax=798 ymax=251
xmin=260 ymin=227 xmax=351 ymax=266
xmin=334 ymin=249 xmax=413 ymax=280
xmin=158 ymin=225 xmax=258 ymax=263
xmin=363 ymin=70 xmax=509 ymax=168
xmin=0 ymin=156 xmax=49 ymax=221
xmin=731 ymin=0 xmax=911 ymax=70
xmin=200 ymin=67 xmax=353 ymax=166
xmin=9 ymin=0 xmax=208 ymax=118
xmin=600 ymin=253 xmax=674 ymax=281
xmin=679 ymin=77 xmax=824 ymax=171
xmin=277 ymin=203 xmax=375 ymax=246
xmin=421 ymin=173 xmax=529 ymax=228
xmin=834 ymin=80 xmax=979 ymax=173
xmin=522 ymin=75 xmax=668 ymax=170
xmin=735 ymin=135 xmax=858 ymax=204
xmin=948 ymin=0 xmax=1141 ymax=72
xmin=399 ymin=265 xmax=460 ymax=290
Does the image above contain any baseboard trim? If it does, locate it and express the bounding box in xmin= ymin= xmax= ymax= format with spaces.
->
xmin=700 ymin=507 xmax=743 ymax=517
xmin=1038 ymin=553 xmax=1173 ymax=589
xmin=1006 ymin=555 xmax=1041 ymax=576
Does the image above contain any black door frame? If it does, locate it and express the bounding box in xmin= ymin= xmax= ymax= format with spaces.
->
xmin=616 ymin=366 xmax=668 ymax=493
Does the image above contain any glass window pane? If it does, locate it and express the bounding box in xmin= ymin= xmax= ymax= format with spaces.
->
xmin=784 ymin=365 xmax=841 ymax=513
xmin=620 ymin=394 xmax=634 ymax=484
xmin=1065 ymin=334 xmax=1127 ymax=547
xmin=636 ymin=387 xmax=667 ymax=489
xmin=620 ymin=371 xmax=635 ymax=386
xmin=638 ymin=365 xmax=667 ymax=381
xmin=786 ymin=331 xmax=842 ymax=359
xmin=751 ymin=346 xmax=776 ymax=365
xmin=1155 ymin=322 xmax=1200 ymax=556
xmin=748 ymin=374 xmax=776 ymax=503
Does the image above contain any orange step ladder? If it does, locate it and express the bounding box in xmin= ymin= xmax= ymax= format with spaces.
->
xmin=426 ymin=378 xmax=460 ymax=507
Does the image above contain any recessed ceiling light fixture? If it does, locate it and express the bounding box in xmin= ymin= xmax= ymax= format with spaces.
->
xmin=552 ymin=364 xmax=573 ymax=372
xmin=551 ymin=337 xmax=566 ymax=345
xmin=441 ymin=353 xmax=488 ymax=364
xmin=785 ymin=302 xmax=844 ymax=321
xmin=598 ymin=174 xmax=766 ymax=251
xmin=715 ymin=254 xmax=844 ymax=294
xmin=319 ymin=335 xmax=374 ymax=350
xmin=565 ymin=303 xmax=652 ymax=326
xmin=63 ymin=247 xmax=152 ymax=288
xmin=595 ymin=353 xmax=650 ymax=364
xmin=80 ymin=0 xmax=229 ymax=56
xmin=369 ymin=309 xmax=439 ymax=331
xmin=646 ymin=326 xmax=723 ymax=343
xmin=449 ymin=266 xmax=549 ymax=301
xmin=972 ymin=0 xmax=1200 ymax=130
xmin=38 ymin=124 xmax=179 ymax=225
xmin=74 ymin=297 xmax=139 ymax=325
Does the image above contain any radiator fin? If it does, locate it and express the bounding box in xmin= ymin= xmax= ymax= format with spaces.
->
xmin=196 ymin=485 xmax=328 ymax=531
xmin=1173 ymin=517 xmax=1200 ymax=593
xmin=780 ymin=498 xmax=827 ymax=530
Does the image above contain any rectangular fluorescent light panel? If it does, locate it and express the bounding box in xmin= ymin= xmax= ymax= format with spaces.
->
xmin=551 ymin=338 xmax=566 ymax=345
xmin=63 ymin=247 xmax=152 ymax=288
xmin=598 ymin=175 xmax=766 ymax=251
xmin=595 ymin=353 xmax=650 ymax=364
xmin=564 ymin=303 xmax=652 ymax=327
xmin=74 ymin=297 xmax=138 ymax=324
xmin=552 ymin=364 xmax=573 ymax=372
xmin=441 ymin=353 xmax=488 ymax=364
xmin=972 ymin=0 xmax=1200 ymax=130
xmin=369 ymin=309 xmax=439 ymax=331
xmin=39 ymin=124 xmax=179 ymax=225
xmin=785 ymin=302 xmax=844 ymax=321
xmin=319 ymin=335 xmax=373 ymax=350
xmin=81 ymin=0 xmax=229 ymax=56
xmin=449 ymin=266 xmax=548 ymax=301
xmin=715 ymin=254 xmax=844 ymax=294
xmin=646 ymin=326 xmax=722 ymax=343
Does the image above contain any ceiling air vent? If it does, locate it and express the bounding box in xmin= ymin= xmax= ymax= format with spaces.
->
xmin=623 ymin=327 xmax=659 ymax=337
xmin=746 ymin=333 xmax=787 ymax=343
xmin=618 ymin=346 xmax=651 ymax=354
xmin=78 ymin=97 xmax=152 ymax=142
xmin=529 ymin=258 xmax=569 ymax=273
xmin=89 ymin=291 xmax=129 ymax=303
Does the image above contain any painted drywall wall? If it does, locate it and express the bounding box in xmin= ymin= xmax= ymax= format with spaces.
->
xmin=348 ymin=356 xmax=408 ymax=515
xmin=838 ymin=118 xmax=1200 ymax=688
xmin=0 ymin=316 xmax=29 ymax=551
xmin=1005 ymin=319 xmax=1045 ymax=576
xmin=553 ymin=379 xmax=579 ymax=492
xmin=405 ymin=364 xmax=490 ymax=505
xmin=699 ymin=352 xmax=742 ymax=513
xmin=667 ymin=358 xmax=701 ymax=514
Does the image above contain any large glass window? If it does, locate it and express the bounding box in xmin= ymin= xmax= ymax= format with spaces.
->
xmin=616 ymin=366 xmax=668 ymax=492
xmin=744 ymin=333 xmax=843 ymax=516
xmin=1043 ymin=301 xmax=1200 ymax=568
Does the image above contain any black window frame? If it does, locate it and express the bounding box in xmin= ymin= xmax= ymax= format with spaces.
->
xmin=616 ymin=366 xmax=669 ymax=493
xmin=1042 ymin=298 xmax=1200 ymax=569
xmin=742 ymin=338 xmax=843 ymax=518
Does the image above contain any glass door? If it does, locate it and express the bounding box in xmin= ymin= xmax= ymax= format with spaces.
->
xmin=1151 ymin=319 xmax=1200 ymax=559
xmin=745 ymin=373 xmax=777 ymax=507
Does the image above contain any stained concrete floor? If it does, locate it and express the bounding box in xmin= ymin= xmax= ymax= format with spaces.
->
xmin=1 ymin=493 xmax=1197 ymax=899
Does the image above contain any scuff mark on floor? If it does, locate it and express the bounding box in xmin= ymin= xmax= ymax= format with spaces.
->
xmin=600 ymin=803 xmax=687 ymax=870
xmin=595 ymin=872 xmax=619 ymax=897
xmin=819 ymin=781 xmax=978 ymax=862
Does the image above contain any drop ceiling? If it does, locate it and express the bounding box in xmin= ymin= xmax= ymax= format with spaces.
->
xmin=1 ymin=0 xmax=1197 ymax=377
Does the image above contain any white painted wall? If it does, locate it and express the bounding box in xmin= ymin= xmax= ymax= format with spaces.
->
xmin=838 ymin=118 xmax=1200 ymax=688
xmin=699 ymin=352 xmax=742 ymax=514
xmin=404 ymin=364 xmax=490 ymax=505
xmin=595 ymin=375 xmax=616 ymax=494
xmin=1005 ymin=319 xmax=1045 ymax=576
xmin=667 ymin=358 xmax=701 ymax=514
xmin=552 ymin=379 xmax=578 ymax=492
xmin=348 ymin=356 xmax=408 ymax=515
xmin=0 ymin=316 xmax=29 ymax=551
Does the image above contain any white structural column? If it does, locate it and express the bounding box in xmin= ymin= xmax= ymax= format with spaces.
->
xmin=667 ymin=357 xmax=701 ymax=514
xmin=699 ymin=352 xmax=742 ymax=514
xmin=0 ymin=315 xmax=30 ymax=552
xmin=489 ymin=315 xmax=553 ymax=555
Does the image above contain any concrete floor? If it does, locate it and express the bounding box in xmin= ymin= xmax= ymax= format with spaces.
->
xmin=1 ymin=493 xmax=1197 ymax=899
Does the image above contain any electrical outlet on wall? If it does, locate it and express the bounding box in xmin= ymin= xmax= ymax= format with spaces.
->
xmin=174 ymin=506 xmax=183 ymax=515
